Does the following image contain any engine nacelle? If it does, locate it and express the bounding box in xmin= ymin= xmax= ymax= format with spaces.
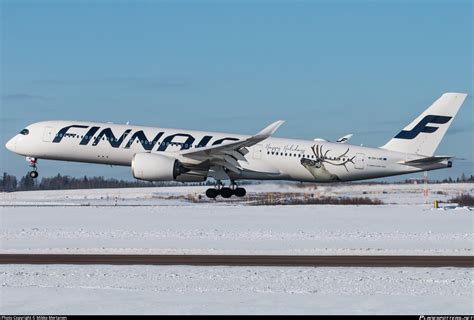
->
xmin=132 ymin=153 xmax=184 ymax=181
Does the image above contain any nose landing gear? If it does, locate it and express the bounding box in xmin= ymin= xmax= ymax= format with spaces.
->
xmin=26 ymin=157 xmax=39 ymax=179
xmin=205 ymin=180 xmax=246 ymax=199
xmin=29 ymin=171 xmax=39 ymax=179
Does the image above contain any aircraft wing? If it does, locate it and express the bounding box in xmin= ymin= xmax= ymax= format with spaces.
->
xmin=178 ymin=120 xmax=285 ymax=174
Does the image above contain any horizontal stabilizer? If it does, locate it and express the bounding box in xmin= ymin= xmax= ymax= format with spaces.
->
xmin=399 ymin=156 xmax=452 ymax=166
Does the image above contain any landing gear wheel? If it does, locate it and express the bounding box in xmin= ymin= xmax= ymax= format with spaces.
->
xmin=29 ymin=171 xmax=39 ymax=179
xmin=220 ymin=187 xmax=233 ymax=199
xmin=206 ymin=188 xmax=219 ymax=199
xmin=234 ymin=187 xmax=246 ymax=197
xmin=205 ymin=180 xmax=246 ymax=199
xmin=26 ymin=157 xmax=39 ymax=179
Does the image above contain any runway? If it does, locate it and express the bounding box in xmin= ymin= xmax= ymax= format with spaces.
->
xmin=0 ymin=254 xmax=472 ymax=267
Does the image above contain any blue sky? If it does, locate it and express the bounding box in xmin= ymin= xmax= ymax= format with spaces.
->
xmin=1 ymin=0 xmax=472 ymax=181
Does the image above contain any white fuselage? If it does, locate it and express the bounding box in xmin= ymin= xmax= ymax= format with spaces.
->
xmin=6 ymin=120 xmax=451 ymax=182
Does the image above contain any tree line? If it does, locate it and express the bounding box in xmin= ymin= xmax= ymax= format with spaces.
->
xmin=0 ymin=172 xmax=473 ymax=192
xmin=0 ymin=172 xmax=213 ymax=192
xmin=403 ymin=173 xmax=474 ymax=184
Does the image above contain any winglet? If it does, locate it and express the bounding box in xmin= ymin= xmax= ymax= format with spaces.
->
xmin=256 ymin=120 xmax=285 ymax=138
xmin=336 ymin=134 xmax=353 ymax=143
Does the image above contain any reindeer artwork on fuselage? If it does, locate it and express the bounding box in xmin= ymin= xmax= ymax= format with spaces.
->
xmin=300 ymin=145 xmax=355 ymax=182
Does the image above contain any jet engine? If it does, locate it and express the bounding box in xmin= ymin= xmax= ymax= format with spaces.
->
xmin=132 ymin=152 xmax=204 ymax=182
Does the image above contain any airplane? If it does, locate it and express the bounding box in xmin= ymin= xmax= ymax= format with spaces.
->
xmin=5 ymin=92 xmax=468 ymax=198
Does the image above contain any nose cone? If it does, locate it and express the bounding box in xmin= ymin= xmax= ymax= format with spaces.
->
xmin=5 ymin=136 xmax=16 ymax=152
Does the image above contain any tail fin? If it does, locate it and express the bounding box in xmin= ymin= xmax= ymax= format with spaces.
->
xmin=381 ymin=92 xmax=467 ymax=156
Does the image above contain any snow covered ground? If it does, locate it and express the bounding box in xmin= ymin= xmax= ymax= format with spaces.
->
xmin=0 ymin=203 xmax=472 ymax=255
xmin=1 ymin=182 xmax=473 ymax=206
xmin=1 ymin=265 xmax=473 ymax=314
xmin=0 ymin=184 xmax=472 ymax=255
xmin=0 ymin=183 xmax=473 ymax=314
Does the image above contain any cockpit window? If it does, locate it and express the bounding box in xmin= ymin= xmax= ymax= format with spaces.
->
xmin=19 ymin=129 xmax=29 ymax=135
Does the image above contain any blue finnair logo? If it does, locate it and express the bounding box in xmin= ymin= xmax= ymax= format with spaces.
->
xmin=52 ymin=125 xmax=240 ymax=152
xmin=394 ymin=115 xmax=452 ymax=140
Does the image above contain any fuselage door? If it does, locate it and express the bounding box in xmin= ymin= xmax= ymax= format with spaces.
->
xmin=354 ymin=153 xmax=365 ymax=169
xmin=253 ymin=144 xmax=263 ymax=160
xmin=42 ymin=126 xmax=54 ymax=142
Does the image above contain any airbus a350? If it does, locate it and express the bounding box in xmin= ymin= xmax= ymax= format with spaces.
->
xmin=5 ymin=92 xmax=467 ymax=198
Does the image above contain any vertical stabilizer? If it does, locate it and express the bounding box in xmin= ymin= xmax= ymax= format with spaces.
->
xmin=381 ymin=92 xmax=467 ymax=156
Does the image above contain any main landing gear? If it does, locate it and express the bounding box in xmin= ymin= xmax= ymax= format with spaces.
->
xmin=26 ymin=157 xmax=39 ymax=179
xmin=205 ymin=181 xmax=247 ymax=199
